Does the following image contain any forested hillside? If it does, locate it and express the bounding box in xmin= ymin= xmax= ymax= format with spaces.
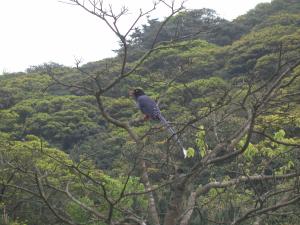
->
xmin=1 ymin=0 xmax=300 ymax=224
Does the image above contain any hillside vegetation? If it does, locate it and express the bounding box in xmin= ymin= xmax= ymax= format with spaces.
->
xmin=0 ymin=0 xmax=300 ymax=224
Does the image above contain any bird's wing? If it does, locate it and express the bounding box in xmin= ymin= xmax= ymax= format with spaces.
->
xmin=137 ymin=95 xmax=160 ymax=118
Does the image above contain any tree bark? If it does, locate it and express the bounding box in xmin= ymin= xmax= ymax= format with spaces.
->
xmin=163 ymin=176 xmax=187 ymax=225
xmin=179 ymin=191 xmax=196 ymax=225
xmin=140 ymin=160 xmax=160 ymax=225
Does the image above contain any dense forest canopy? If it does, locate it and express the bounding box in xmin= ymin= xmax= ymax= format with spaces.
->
xmin=0 ymin=0 xmax=300 ymax=225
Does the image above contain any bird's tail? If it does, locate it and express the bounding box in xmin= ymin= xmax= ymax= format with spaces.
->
xmin=158 ymin=114 xmax=187 ymax=158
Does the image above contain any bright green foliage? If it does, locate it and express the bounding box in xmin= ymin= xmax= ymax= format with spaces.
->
xmin=196 ymin=126 xmax=207 ymax=158
xmin=165 ymin=77 xmax=227 ymax=108
xmin=0 ymin=133 xmax=147 ymax=224
xmin=66 ymin=197 xmax=97 ymax=224
xmin=0 ymin=73 xmax=52 ymax=108
xmin=0 ymin=95 xmax=104 ymax=150
xmin=239 ymin=129 xmax=299 ymax=176
xmin=221 ymin=25 xmax=299 ymax=76
xmin=143 ymin=39 xmax=219 ymax=79
xmin=186 ymin=147 xmax=195 ymax=158
xmin=185 ymin=126 xmax=207 ymax=158
xmin=242 ymin=143 xmax=258 ymax=161
xmin=1 ymin=0 xmax=300 ymax=224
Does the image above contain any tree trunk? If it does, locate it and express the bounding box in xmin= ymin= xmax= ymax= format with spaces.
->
xmin=163 ymin=176 xmax=187 ymax=225
xmin=180 ymin=191 xmax=196 ymax=225
xmin=140 ymin=160 xmax=160 ymax=225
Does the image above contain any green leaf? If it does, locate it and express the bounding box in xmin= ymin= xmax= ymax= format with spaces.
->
xmin=186 ymin=147 xmax=195 ymax=158
xmin=274 ymin=129 xmax=285 ymax=140
xmin=243 ymin=143 xmax=258 ymax=160
xmin=200 ymin=147 xmax=207 ymax=158
xmin=287 ymin=160 xmax=294 ymax=169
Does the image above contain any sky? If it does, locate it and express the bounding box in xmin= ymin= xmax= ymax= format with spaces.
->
xmin=0 ymin=0 xmax=272 ymax=74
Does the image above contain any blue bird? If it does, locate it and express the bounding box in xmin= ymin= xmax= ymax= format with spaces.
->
xmin=130 ymin=88 xmax=187 ymax=158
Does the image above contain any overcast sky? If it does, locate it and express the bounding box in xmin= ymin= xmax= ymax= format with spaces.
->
xmin=0 ymin=0 xmax=271 ymax=74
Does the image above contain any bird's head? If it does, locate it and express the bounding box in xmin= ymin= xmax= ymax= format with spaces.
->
xmin=129 ymin=88 xmax=145 ymax=99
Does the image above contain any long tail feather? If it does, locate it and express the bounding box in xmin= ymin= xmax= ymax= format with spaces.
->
xmin=158 ymin=114 xmax=187 ymax=158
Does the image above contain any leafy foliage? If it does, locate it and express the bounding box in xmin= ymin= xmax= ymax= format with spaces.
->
xmin=1 ymin=0 xmax=300 ymax=224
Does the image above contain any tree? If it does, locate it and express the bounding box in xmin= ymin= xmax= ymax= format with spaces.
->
xmin=1 ymin=0 xmax=300 ymax=225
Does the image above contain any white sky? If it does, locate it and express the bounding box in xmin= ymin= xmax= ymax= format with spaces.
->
xmin=0 ymin=0 xmax=271 ymax=74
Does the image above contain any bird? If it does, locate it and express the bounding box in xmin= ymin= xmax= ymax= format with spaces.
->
xmin=129 ymin=88 xmax=187 ymax=158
